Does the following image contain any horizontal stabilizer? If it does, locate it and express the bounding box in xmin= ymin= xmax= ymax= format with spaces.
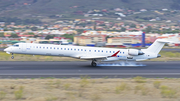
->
xmin=156 ymin=39 xmax=172 ymax=43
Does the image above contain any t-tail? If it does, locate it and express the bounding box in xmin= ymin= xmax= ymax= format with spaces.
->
xmin=146 ymin=39 xmax=170 ymax=55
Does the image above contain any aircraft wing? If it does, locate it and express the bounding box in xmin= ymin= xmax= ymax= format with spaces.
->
xmin=80 ymin=56 xmax=107 ymax=59
xmin=79 ymin=50 xmax=120 ymax=60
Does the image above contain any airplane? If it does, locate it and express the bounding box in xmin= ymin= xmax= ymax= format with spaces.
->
xmin=4 ymin=39 xmax=169 ymax=67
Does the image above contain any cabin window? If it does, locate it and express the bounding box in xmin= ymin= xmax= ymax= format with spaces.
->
xmin=74 ymin=49 xmax=76 ymax=51
xmin=81 ymin=49 xmax=83 ymax=51
xmin=57 ymin=48 xmax=59 ymax=50
xmin=54 ymin=47 xmax=55 ymax=49
xmin=36 ymin=46 xmax=38 ymax=48
xmin=61 ymin=48 xmax=62 ymax=50
xmin=13 ymin=44 xmax=19 ymax=47
xmin=123 ymin=52 xmax=124 ymax=54
xmin=68 ymin=48 xmax=69 ymax=50
xmin=43 ymin=47 xmax=45 ymax=49
xmin=110 ymin=51 xmax=111 ymax=53
xmin=106 ymin=51 xmax=108 ymax=53
xmin=33 ymin=46 xmax=35 ymax=48
xmin=85 ymin=50 xmax=86 ymax=51
xmin=102 ymin=50 xmax=103 ymax=52
xmin=47 ymin=47 xmax=48 ymax=49
xmin=64 ymin=48 xmax=66 ymax=50
xmin=71 ymin=48 xmax=72 ymax=50
xmin=89 ymin=50 xmax=91 ymax=52
xmin=40 ymin=47 xmax=41 ymax=48
xmin=78 ymin=49 xmax=79 ymax=51
xmin=120 ymin=52 xmax=121 ymax=54
xmin=94 ymin=50 xmax=96 ymax=52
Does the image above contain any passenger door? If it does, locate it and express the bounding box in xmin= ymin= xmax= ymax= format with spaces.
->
xmin=22 ymin=43 xmax=26 ymax=52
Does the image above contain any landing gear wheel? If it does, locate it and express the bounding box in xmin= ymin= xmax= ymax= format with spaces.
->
xmin=11 ymin=56 xmax=14 ymax=59
xmin=91 ymin=61 xmax=97 ymax=67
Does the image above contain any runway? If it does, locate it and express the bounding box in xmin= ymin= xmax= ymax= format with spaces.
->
xmin=0 ymin=61 xmax=180 ymax=78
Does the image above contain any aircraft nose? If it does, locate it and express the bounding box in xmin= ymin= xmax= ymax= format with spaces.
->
xmin=4 ymin=48 xmax=10 ymax=52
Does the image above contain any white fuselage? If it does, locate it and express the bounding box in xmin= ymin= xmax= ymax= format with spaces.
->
xmin=4 ymin=43 xmax=158 ymax=62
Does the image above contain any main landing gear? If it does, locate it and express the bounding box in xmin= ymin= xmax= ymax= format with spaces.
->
xmin=91 ymin=60 xmax=97 ymax=67
xmin=11 ymin=53 xmax=14 ymax=59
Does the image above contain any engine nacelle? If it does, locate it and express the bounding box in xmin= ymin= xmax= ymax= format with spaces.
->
xmin=128 ymin=49 xmax=144 ymax=56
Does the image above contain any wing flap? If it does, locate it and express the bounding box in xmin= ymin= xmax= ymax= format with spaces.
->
xmin=79 ymin=50 xmax=120 ymax=60
xmin=80 ymin=56 xmax=107 ymax=60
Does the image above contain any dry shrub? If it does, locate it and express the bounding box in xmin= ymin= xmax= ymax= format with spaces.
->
xmin=91 ymin=93 xmax=101 ymax=101
xmin=63 ymin=83 xmax=71 ymax=90
xmin=45 ymin=96 xmax=58 ymax=101
xmin=0 ymin=91 xmax=6 ymax=100
xmin=14 ymin=86 xmax=24 ymax=99
xmin=134 ymin=84 xmax=149 ymax=95
xmin=153 ymin=81 xmax=161 ymax=89
xmin=160 ymin=85 xmax=177 ymax=98
xmin=133 ymin=76 xmax=146 ymax=83
xmin=115 ymin=82 xmax=128 ymax=94
xmin=80 ymin=78 xmax=89 ymax=88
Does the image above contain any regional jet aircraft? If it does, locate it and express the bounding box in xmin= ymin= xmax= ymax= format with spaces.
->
xmin=4 ymin=39 xmax=168 ymax=66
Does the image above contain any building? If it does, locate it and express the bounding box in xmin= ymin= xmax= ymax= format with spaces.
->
xmin=74 ymin=35 xmax=106 ymax=46
xmin=107 ymin=37 xmax=140 ymax=44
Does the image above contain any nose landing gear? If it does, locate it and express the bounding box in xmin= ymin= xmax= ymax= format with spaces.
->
xmin=11 ymin=53 xmax=14 ymax=59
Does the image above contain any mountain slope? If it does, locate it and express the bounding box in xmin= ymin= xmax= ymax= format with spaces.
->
xmin=0 ymin=0 xmax=177 ymax=18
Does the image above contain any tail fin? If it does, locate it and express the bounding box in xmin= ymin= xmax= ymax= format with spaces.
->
xmin=146 ymin=39 xmax=170 ymax=54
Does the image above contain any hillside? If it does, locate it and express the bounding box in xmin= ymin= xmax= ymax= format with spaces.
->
xmin=0 ymin=0 xmax=179 ymax=20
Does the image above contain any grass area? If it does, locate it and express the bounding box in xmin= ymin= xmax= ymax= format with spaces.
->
xmin=0 ymin=77 xmax=179 ymax=101
xmin=0 ymin=51 xmax=180 ymax=61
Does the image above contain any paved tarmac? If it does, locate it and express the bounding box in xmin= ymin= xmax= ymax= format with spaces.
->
xmin=0 ymin=61 xmax=180 ymax=78
xmin=162 ymin=48 xmax=180 ymax=52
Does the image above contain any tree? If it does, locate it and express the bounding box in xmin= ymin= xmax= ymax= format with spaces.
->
xmin=121 ymin=27 xmax=126 ymax=31
xmin=34 ymin=35 xmax=39 ymax=38
xmin=31 ymin=27 xmax=38 ymax=31
xmin=27 ymin=32 xmax=35 ymax=35
xmin=10 ymin=33 xmax=19 ymax=38
xmin=61 ymin=34 xmax=74 ymax=41
xmin=145 ymin=26 xmax=152 ymax=33
xmin=76 ymin=29 xmax=85 ymax=34
xmin=130 ymin=23 xmax=136 ymax=28
xmin=43 ymin=25 xmax=48 ymax=29
xmin=0 ymin=33 xmax=4 ymax=37
xmin=45 ymin=35 xmax=55 ymax=40
xmin=106 ymin=36 xmax=111 ymax=41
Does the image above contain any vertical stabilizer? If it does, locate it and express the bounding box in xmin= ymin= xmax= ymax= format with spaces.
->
xmin=146 ymin=39 xmax=169 ymax=54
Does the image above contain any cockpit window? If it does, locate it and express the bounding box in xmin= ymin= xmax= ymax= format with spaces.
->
xmin=13 ymin=44 xmax=19 ymax=47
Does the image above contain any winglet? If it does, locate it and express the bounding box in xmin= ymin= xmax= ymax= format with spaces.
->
xmin=111 ymin=50 xmax=120 ymax=57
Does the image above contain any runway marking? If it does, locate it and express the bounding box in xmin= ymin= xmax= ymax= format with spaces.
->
xmin=0 ymin=67 xmax=13 ymax=69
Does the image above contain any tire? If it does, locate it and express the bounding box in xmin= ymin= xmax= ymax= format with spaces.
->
xmin=11 ymin=56 xmax=14 ymax=59
xmin=91 ymin=61 xmax=97 ymax=67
